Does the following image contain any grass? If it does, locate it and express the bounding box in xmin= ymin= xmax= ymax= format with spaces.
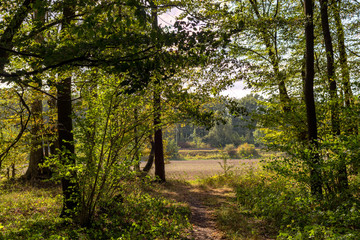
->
xmin=176 ymin=148 xmax=280 ymax=161
xmin=0 ymin=179 xmax=192 ymax=240
xmin=193 ymin=164 xmax=360 ymax=240
xmin=6 ymin=153 xmax=355 ymax=240
xmin=178 ymin=149 xmax=222 ymax=160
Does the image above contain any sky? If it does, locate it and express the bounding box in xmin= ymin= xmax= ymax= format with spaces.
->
xmin=159 ymin=9 xmax=252 ymax=99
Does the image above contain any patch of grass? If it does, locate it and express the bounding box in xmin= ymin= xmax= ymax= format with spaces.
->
xmin=0 ymin=179 xmax=192 ymax=240
xmin=177 ymin=148 xmax=267 ymax=160
xmin=178 ymin=149 xmax=221 ymax=160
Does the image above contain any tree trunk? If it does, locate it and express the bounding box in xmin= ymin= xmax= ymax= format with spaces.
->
xmin=58 ymin=2 xmax=79 ymax=218
xmin=332 ymin=0 xmax=353 ymax=107
xmin=134 ymin=108 xmax=140 ymax=171
xmin=320 ymin=0 xmax=348 ymax=191
xmin=320 ymin=0 xmax=340 ymax=135
xmin=304 ymin=0 xmax=323 ymax=198
xmin=23 ymin=3 xmax=52 ymax=181
xmin=151 ymin=1 xmax=165 ymax=182
xmin=23 ymin=92 xmax=49 ymax=181
xmin=143 ymin=137 xmax=155 ymax=173
xmin=249 ymin=0 xmax=291 ymax=111
xmin=58 ymin=77 xmax=79 ymax=218
xmin=153 ymin=90 xmax=166 ymax=182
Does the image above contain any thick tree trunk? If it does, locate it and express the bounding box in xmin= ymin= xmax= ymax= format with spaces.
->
xmin=320 ymin=0 xmax=348 ymax=191
xmin=57 ymin=77 xmax=79 ymax=218
xmin=58 ymin=2 xmax=79 ymax=218
xmin=304 ymin=0 xmax=323 ymax=198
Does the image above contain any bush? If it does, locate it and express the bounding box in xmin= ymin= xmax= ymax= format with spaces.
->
xmin=178 ymin=141 xmax=194 ymax=149
xmin=233 ymin=169 xmax=360 ymax=239
xmin=237 ymin=143 xmax=258 ymax=158
xmin=224 ymin=144 xmax=237 ymax=158
xmin=165 ymin=139 xmax=180 ymax=160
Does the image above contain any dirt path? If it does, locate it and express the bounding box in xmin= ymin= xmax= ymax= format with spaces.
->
xmin=158 ymin=182 xmax=234 ymax=240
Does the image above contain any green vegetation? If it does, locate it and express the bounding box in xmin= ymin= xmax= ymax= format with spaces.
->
xmin=0 ymin=0 xmax=360 ymax=238
xmin=197 ymin=164 xmax=360 ymax=239
xmin=0 ymin=180 xmax=191 ymax=240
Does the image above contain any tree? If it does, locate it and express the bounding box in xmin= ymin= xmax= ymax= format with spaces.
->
xmin=304 ymin=0 xmax=322 ymax=198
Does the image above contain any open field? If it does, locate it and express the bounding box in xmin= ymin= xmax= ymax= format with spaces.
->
xmin=142 ymin=159 xmax=261 ymax=180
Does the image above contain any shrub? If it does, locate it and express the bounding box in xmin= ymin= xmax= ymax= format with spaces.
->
xmin=232 ymin=169 xmax=360 ymax=239
xmin=224 ymin=144 xmax=237 ymax=158
xmin=165 ymin=139 xmax=180 ymax=160
xmin=237 ymin=143 xmax=258 ymax=158
xmin=178 ymin=141 xmax=194 ymax=149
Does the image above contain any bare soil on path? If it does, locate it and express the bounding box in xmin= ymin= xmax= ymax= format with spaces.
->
xmin=158 ymin=181 xmax=233 ymax=240
xmin=151 ymin=159 xmax=259 ymax=239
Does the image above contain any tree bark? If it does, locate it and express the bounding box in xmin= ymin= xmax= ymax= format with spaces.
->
xmin=143 ymin=137 xmax=155 ymax=173
xmin=320 ymin=0 xmax=340 ymax=135
xmin=332 ymin=0 xmax=352 ymax=107
xmin=151 ymin=1 xmax=165 ymax=182
xmin=320 ymin=0 xmax=348 ymax=191
xmin=153 ymin=90 xmax=166 ymax=182
xmin=58 ymin=76 xmax=79 ymax=218
xmin=304 ymin=0 xmax=323 ymax=198
xmin=23 ymin=3 xmax=52 ymax=182
xmin=58 ymin=1 xmax=79 ymax=218
xmin=249 ymin=0 xmax=291 ymax=111
xmin=23 ymin=92 xmax=47 ymax=181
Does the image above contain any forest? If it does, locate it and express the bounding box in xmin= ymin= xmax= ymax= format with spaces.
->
xmin=0 ymin=0 xmax=360 ymax=239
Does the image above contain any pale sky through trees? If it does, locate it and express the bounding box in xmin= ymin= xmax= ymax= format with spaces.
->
xmin=159 ymin=8 xmax=252 ymax=99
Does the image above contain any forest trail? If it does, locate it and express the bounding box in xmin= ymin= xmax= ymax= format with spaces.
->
xmin=158 ymin=181 xmax=234 ymax=240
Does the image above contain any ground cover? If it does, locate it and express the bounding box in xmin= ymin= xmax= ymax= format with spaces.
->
xmin=0 ymin=179 xmax=191 ymax=240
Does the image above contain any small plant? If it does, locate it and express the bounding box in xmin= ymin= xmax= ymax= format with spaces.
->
xmin=218 ymin=150 xmax=234 ymax=176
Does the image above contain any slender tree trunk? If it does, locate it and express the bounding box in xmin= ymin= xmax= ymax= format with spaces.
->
xmin=320 ymin=0 xmax=340 ymax=135
xmin=58 ymin=2 xmax=79 ymax=218
xmin=153 ymin=89 xmax=165 ymax=182
xmin=249 ymin=0 xmax=291 ymax=111
xmin=23 ymin=3 xmax=52 ymax=181
xmin=134 ymin=108 xmax=140 ymax=171
xmin=320 ymin=0 xmax=348 ymax=191
xmin=24 ymin=91 xmax=45 ymax=181
xmin=48 ymin=92 xmax=59 ymax=156
xmin=143 ymin=137 xmax=155 ymax=173
xmin=332 ymin=0 xmax=352 ymax=107
xmin=304 ymin=0 xmax=323 ymax=198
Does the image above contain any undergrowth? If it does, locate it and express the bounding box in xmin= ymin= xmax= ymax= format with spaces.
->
xmin=0 ymin=179 xmax=191 ymax=240
xmin=198 ymin=166 xmax=360 ymax=239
